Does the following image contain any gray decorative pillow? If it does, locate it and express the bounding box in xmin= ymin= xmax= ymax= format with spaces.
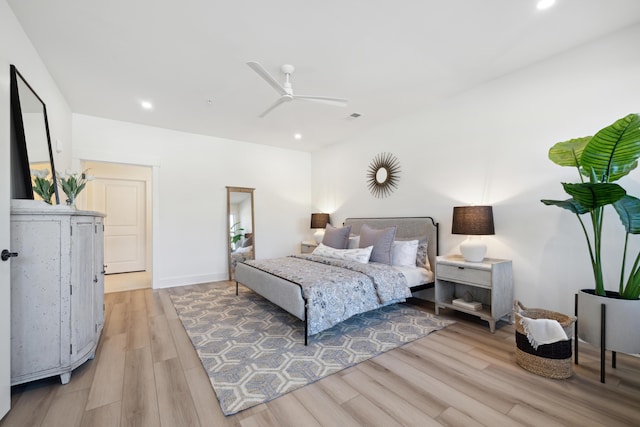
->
xmin=416 ymin=241 xmax=431 ymax=270
xmin=322 ymin=224 xmax=352 ymax=249
xmin=359 ymin=224 xmax=397 ymax=265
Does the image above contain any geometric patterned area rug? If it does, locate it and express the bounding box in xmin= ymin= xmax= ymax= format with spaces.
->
xmin=169 ymin=283 xmax=454 ymax=415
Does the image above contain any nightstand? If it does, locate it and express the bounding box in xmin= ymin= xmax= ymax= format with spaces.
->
xmin=300 ymin=241 xmax=318 ymax=254
xmin=435 ymin=255 xmax=513 ymax=332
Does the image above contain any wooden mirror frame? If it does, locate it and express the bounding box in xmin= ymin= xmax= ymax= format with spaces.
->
xmin=226 ymin=186 xmax=255 ymax=280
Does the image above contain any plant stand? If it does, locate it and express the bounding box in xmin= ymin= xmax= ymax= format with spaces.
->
xmin=574 ymin=293 xmax=617 ymax=383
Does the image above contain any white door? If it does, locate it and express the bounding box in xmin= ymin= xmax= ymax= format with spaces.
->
xmin=0 ymin=61 xmax=13 ymax=417
xmin=92 ymin=178 xmax=146 ymax=274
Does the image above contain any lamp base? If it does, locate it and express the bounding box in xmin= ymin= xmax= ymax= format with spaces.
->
xmin=460 ymin=237 xmax=486 ymax=262
xmin=313 ymin=229 xmax=325 ymax=244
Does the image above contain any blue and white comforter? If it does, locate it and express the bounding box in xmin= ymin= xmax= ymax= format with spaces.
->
xmin=243 ymin=254 xmax=410 ymax=335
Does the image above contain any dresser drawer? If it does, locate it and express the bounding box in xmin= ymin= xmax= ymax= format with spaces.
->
xmin=437 ymin=264 xmax=492 ymax=287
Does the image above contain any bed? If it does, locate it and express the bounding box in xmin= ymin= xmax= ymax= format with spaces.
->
xmin=234 ymin=217 xmax=439 ymax=344
xmin=230 ymin=247 xmax=254 ymax=271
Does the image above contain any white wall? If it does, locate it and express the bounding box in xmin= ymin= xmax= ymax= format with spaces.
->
xmin=1 ymin=0 xmax=72 ymax=171
xmin=73 ymin=114 xmax=311 ymax=288
xmin=312 ymin=24 xmax=640 ymax=316
xmin=4 ymin=0 xmax=312 ymax=291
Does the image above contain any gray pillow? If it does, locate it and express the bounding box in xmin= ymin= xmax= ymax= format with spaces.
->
xmin=359 ymin=224 xmax=397 ymax=264
xmin=322 ymin=224 xmax=352 ymax=249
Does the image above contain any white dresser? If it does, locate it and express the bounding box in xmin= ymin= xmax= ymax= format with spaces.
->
xmin=10 ymin=200 xmax=105 ymax=385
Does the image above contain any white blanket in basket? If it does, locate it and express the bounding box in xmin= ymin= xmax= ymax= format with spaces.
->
xmin=519 ymin=317 xmax=568 ymax=350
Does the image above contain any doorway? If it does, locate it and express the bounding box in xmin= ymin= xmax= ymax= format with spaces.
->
xmin=84 ymin=161 xmax=152 ymax=292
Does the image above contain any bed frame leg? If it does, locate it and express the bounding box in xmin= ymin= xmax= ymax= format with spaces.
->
xmin=235 ymin=281 xmax=239 ymax=296
xmin=304 ymin=304 xmax=308 ymax=346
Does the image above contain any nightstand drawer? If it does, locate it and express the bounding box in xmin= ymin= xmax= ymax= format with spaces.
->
xmin=301 ymin=242 xmax=318 ymax=254
xmin=437 ymin=264 xmax=492 ymax=287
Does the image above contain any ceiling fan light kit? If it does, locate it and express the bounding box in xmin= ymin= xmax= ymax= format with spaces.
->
xmin=247 ymin=61 xmax=349 ymax=118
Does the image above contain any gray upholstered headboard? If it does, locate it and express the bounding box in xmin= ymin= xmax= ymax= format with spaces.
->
xmin=343 ymin=217 xmax=439 ymax=271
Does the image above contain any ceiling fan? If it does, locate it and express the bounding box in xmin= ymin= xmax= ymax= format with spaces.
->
xmin=246 ymin=61 xmax=349 ymax=118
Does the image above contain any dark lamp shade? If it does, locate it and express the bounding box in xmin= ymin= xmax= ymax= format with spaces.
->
xmin=451 ymin=206 xmax=495 ymax=235
xmin=310 ymin=213 xmax=331 ymax=229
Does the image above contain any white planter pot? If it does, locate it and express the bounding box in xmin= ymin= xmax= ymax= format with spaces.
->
xmin=577 ymin=290 xmax=640 ymax=354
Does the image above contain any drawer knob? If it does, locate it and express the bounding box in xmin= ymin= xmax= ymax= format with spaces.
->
xmin=458 ymin=266 xmax=465 ymax=270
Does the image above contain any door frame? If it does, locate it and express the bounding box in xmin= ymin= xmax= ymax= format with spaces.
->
xmin=85 ymin=163 xmax=150 ymax=275
xmin=1 ymin=59 xmax=12 ymax=418
xmin=75 ymin=152 xmax=159 ymax=289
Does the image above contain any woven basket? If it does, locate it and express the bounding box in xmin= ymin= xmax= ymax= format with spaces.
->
xmin=514 ymin=301 xmax=577 ymax=379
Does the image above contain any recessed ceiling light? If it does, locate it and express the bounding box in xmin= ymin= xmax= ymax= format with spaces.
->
xmin=294 ymin=133 xmax=302 ymax=140
xmin=536 ymin=0 xmax=556 ymax=10
xmin=141 ymin=101 xmax=153 ymax=110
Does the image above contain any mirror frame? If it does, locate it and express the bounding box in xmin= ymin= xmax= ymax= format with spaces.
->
xmin=10 ymin=64 xmax=60 ymax=204
xmin=226 ymin=186 xmax=255 ymax=280
xmin=366 ymin=152 xmax=401 ymax=199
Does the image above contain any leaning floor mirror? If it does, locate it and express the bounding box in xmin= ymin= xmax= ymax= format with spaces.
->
xmin=226 ymin=186 xmax=255 ymax=280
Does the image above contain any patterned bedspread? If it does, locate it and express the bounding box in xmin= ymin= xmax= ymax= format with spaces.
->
xmin=243 ymin=255 xmax=410 ymax=335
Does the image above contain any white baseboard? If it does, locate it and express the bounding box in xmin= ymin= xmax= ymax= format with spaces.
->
xmin=154 ymin=272 xmax=228 ymax=289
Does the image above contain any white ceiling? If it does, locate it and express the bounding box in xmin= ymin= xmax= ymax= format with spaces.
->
xmin=8 ymin=0 xmax=640 ymax=152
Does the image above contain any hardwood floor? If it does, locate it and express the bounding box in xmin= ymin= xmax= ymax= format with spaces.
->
xmin=1 ymin=281 xmax=639 ymax=426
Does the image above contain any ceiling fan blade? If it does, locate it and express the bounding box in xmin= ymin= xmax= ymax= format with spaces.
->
xmin=247 ymin=61 xmax=286 ymax=96
xmin=293 ymin=95 xmax=349 ymax=107
xmin=258 ymin=96 xmax=291 ymax=118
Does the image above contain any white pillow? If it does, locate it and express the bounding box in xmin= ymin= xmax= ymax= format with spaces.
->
xmin=235 ymin=245 xmax=253 ymax=254
xmin=312 ymin=243 xmax=373 ymax=264
xmin=391 ymin=240 xmax=419 ymax=267
xmin=347 ymin=235 xmax=360 ymax=249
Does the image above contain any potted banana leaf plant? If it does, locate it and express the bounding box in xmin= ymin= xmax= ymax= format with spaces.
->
xmin=230 ymin=222 xmax=244 ymax=251
xmin=541 ymin=113 xmax=640 ymax=354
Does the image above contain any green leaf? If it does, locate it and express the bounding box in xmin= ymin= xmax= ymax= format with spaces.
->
xmin=548 ymin=137 xmax=590 ymax=168
xmin=540 ymin=198 xmax=590 ymax=214
xmin=581 ymin=113 xmax=640 ymax=182
xmin=562 ymin=182 xmax=625 ymax=209
xmin=622 ymin=266 xmax=640 ymax=299
xmin=613 ymin=195 xmax=640 ymax=234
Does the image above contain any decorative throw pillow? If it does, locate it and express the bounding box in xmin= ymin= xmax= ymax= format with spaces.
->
xmin=347 ymin=235 xmax=360 ymax=249
xmin=396 ymin=235 xmax=431 ymax=271
xmin=416 ymin=241 xmax=431 ymax=271
xmin=312 ymin=243 xmax=373 ymax=264
xmin=359 ymin=224 xmax=397 ymax=265
xmin=391 ymin=240 xmax=419 ymax=267
xmin=235 ymin=245 xmax=253 ymax=254
xmin=321 ymin=224 xmax=352 ymax=249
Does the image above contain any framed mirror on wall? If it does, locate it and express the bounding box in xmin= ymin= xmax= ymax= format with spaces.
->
xmin=226 ymin=186 xmax=255 ymax=280
xmin=10 ymin=64 xmax=59 ymax=204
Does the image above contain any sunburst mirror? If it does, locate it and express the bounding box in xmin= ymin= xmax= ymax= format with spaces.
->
xmin=366 ymin=152 xmax=401 ymax=198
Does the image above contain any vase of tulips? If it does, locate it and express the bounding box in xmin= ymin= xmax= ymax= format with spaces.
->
xmin=57 ymin=169 xmax=93 ymax=208
xmin=31 ymin=168 xmax=55 ymax=204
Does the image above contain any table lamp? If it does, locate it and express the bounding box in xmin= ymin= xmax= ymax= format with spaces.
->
xmin=310 ymin=213 xmax=331 ymax=244
xmin=451 ymin=206 xmax=495 ymax=262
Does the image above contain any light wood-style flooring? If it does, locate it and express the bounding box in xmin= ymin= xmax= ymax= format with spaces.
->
xmin=104 ymin=271 xmax=151 ymax=294
xmin=1 ymin=281 xmax=639 ymax=426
